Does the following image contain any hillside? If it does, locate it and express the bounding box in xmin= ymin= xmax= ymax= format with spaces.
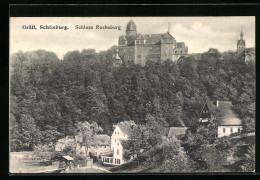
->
xmin=10 ymin=47 xmax=255 ymax=152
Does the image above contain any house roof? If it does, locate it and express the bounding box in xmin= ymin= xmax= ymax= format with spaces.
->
xmin=167 ymin=127 xmax=188 ymax=138
xmin=117 ymin=121 xmax=136 ymax=135
xmin=62 ymin=156 xmax=74 ymax=161
xmin=202 ymin=101 xmax=242 ymax=126
xmin=92 ymin=134 xmax=110 ymax=146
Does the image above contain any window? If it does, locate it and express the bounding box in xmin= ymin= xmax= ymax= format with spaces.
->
xmin=238 ymin=128 xmax=241 ymax=133
xmin=115 ymin=132 xmax=116 ymax=134
xmin=110 ymin=158 xmax=113 ymax=163
xmin=105 ymin=146 xmax=106 ymax=148
xmin=117 ymin=149 xmax=119 ymax=155
xmin=230 ymin=128 xmax=233 ymax=133
xmin=138 ymin=55 xmax=141 ymax=58
xmin=117 ymin=159 xmax=121 ymax=164
xmin=117 ymin=143 xmax=119 ymax=146
xmin=223 ymin=128 xmax=225 ymax=133
xmin=115 ymin=139 xmax=116 ymax=142
xmin=95 ymin=152 xmax=97 ymax=155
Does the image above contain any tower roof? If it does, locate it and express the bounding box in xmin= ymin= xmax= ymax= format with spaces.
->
xmin=126 ymin=19 xmax=137 ymax=31
xmin=240 ymin=30 xmax=244 ymax=37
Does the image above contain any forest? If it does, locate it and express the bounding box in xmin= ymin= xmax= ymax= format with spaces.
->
xmin=10 ymin=46 xmax=255 ymax=157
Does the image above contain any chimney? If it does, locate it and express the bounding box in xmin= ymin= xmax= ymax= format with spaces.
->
xmin=216 ymin=100 xmax=219 ymax=107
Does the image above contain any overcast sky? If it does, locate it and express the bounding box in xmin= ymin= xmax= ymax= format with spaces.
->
xmin=10 ymin=17 xmax=255 ymax=58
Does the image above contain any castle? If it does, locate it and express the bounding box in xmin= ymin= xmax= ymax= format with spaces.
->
xmin=115 ymin=20 xmax=188 ymax=66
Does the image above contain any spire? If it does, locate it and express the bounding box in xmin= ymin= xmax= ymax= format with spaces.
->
xmin=240 ymin=30 xmax=244 ymax=40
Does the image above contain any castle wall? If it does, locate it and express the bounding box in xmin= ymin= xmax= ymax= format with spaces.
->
xmin=118 ymin=46 xmax=135 ymax=64
xmin=161 ymin=44 xmax=173 ymax=61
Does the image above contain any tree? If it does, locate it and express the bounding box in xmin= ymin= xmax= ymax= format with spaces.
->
xmin=75 ymin=121 xmax=103 ymax=157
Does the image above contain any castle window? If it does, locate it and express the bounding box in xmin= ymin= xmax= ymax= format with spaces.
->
xmin=136 ymin=40 xmax=139 ymax=44
xmin=223 ymin=128 xmax=225 ymax=133
xmin=117 ymin=149 xmax=119 ymax=155
xmin=238 ymin=128 xmax=241 ymax=133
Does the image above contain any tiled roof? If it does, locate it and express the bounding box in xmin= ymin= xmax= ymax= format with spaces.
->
xmin=117 ymin=121 xmax=136 ymax=135
xmin=167 ymin=127 xmax=188 ymax=138
xmin=204 ymin=101 xmax=242 ymax=126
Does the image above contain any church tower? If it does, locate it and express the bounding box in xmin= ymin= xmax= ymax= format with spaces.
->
xmin=126 ymin=19 xmax=137 ymax=36
xmin=237 ymin=30 xmax=246 ymax=54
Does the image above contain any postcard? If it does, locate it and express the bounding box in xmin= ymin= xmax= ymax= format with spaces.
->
xmin=9 ymin=16 xmax=255 ymax=173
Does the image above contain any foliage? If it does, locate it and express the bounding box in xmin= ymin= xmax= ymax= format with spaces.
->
xmin=10 ymin=47 xmax=255 ymax=154
xmin=75 ymin=121 xmax=103 ymax=156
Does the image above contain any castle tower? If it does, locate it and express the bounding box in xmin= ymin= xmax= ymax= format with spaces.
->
xmin=126 ymin=19 xmax=137 ymax=36
xmin=237 ymin=30 xmax=246 ymax=54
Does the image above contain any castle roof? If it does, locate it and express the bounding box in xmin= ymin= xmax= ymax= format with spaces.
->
xmin=237 ymin=39 xmax=245 ymax=46
xmin=201 ymin=101 xmax=242 ymax=126
xmin=123 ymin=32 xmax=176 ymax=46
xmin=177 ymin=42 xmax=185 ymax=48
xmin=126 ymin=19 xmax=137 ymax=31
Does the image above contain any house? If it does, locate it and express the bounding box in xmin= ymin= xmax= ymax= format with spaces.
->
xmin=167 ymin=127 xmax=188 ymax=140
xmin=89 ymin=134 xmax=111 ymax=159
xmin=101 ymin=120 xmax=136 ymax=165
xmin=199 ymin=100 xmax=242 ymax=138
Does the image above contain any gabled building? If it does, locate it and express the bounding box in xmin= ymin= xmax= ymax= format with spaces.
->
xmin=199 ymin=100 xmax=242 ymax=138
xmin=89 ymin=134 xmax=111 ymax=159
xmin=101 ymin=120 xmax=136 ymax=165
xmin=118 ymin=19 xmax=188 ymax=66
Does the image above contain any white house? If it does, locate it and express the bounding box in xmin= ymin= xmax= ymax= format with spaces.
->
xmin=101 ymin=120 xmax=135 ymax=165
xmin=199 ymin=100 xmax=242 ymax=138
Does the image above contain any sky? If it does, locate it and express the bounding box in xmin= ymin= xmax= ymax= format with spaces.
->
xmin=10 ymin=17 xmax=255 ymax=59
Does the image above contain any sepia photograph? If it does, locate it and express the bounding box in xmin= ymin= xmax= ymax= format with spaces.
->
xmin=9 ymin=16 xmax=255 ymax=173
